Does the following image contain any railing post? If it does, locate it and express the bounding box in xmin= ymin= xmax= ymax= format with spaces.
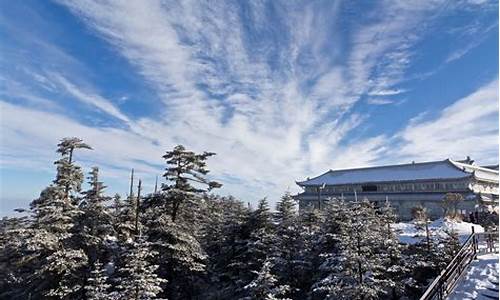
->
xmin=471 ymin=226 xmax=477 ymax=257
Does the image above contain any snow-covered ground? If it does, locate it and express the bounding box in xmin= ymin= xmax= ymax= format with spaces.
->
xmin=392 ymin=218 xmax=485 ymax=245
xmin=447 ymin=253 xmax=499 ymax=300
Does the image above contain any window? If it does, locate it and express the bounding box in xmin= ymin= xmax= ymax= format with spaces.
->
xmin=362 ymin=185 xmax=377 ymax=192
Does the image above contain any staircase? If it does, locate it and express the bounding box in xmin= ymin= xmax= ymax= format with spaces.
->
xmin=481 ymin=277 xmax=499 ymax=300
xmin=419 ymin=230 xmax=499 ymax=300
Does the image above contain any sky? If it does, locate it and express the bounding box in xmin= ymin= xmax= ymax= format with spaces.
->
xmin=0 ymin=0 xmax=498 ymax=215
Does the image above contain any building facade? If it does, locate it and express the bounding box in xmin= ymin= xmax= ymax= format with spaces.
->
xmin=295 ymin=159 xmax=499 ymax=220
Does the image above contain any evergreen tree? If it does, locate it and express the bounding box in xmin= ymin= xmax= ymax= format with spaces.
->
xmin=116 ymin=170 xmax=140 ymax=242
xmin=21 ymin=137 xmax=92 ymax=299
xmin=311 ymin=201 xmax=390 ymax=300
xmin=161 ymin=145 xmax=222 ymax=222
xmin=309 ymin=199 xmax=349 ymax=300
xmin=116 ymin=237 xmax=167 ymax=300
xmin=245 ymin=198 xmax=275 ymax=277
xmin=203 ymin=196 xmax=252 ymax=299
xmin=145 ymin=213 xmax=206 ymax=299
xmin=242 ymin=260 xmax=290 ymax=300
xmin=272 ymin=192 xmax=308 ymax=299
xmin=85 ymin=260 xmax=112 ymax=300
xmin=54 ymin=137 xmax=93 ymax=201
xmin=378 ymin=201 xmax=408 ymax=299
xmin=0 ymin=216 xmax=31 ymax=299
xmin=79 ymin=167 xmax=114 ymax=264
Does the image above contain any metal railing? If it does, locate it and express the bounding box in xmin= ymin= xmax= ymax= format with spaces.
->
xmin=419 ymin=229 xmax=498 ymax=300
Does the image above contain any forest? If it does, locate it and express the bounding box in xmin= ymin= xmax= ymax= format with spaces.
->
xmin=0 ymin=137 xmax=463 ymax=300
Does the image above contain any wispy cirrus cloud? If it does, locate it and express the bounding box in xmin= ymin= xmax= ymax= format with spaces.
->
xmin=51 ymin=74 xmax=131 ymax=123
xmin=0 ymin=0 xmax=498 ymax=212
xmin=394 ymin=78 xmax=499 ymax=163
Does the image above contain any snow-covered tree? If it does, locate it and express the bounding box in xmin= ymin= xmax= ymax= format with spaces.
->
xmin=0 ymin=216 xmax=31 ymax=299
xmin=85 ymin=260 xmax=112 ymax=300
xmin=377 ymin=201 xmax=409 ymax=299
xmin=116 ymin=237 xmax=167 ymax=300
xmin=143 ymin=212 xmax=205 ymax=299
xmin=21 ymin=137 xmax=92 ymax=299
xmin=116 ymin=173 xmax=143 ymax=242
xmin=311 ymin=200 xmax=391 ymax=300
xmin=202 ymin=196 xmax=252 ymax=299
xmin=272 ymin=192 xmax=309 ymax=299
xmin=243 ymin=260 xmax=290 ymax=300
xmin=245 ymin=198 xmax=275 ymax=275
xmin=79 ymin=167 xmax=114 ymax=263
xmin=309 ymin=199 xmax=349 ymax=300
xmin=404 ymin=227 xmax=461 ymax=297
xmin=162 ymin=145 xmax=222 ymax=222
xmin=54 ymin=137 xmax=92 ymax=201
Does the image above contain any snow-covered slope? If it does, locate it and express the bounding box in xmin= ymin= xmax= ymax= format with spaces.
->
xmin=447 ymin=253 xmax=499 ymax=300
xmin=392 ymin=218 xmax=484 ymax=244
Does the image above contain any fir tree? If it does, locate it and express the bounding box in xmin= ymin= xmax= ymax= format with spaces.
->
xmin=0 ymin=216 xmax=31 ymax=299
xmin=312 ymin=201 xmax=390 ymax=300
xmin=116 ymin=237 xmax=167 ymax=300
xmin=309 ymin=199 xmax=350 ymax=300
xmin=205 ymin=197 xmax=252 ymax=299
xmin=116 ymin=170 xmax=140 ymax=241
xmin=79 ymin=167 xmax=114 ymax=264
xmin=378 ymin=201 xmax=408 ymax=299
xmin=272 ymin=192 xmax=307 ymax=299
xmin=22 ymin=137 xmax=92 ymax=299
xmin=85 ymin=260 xmax=112 ymax=300
xmin=245 ymin=198 xmax=275 ymax=276
xmin=143 ymin=205 xmax=206 ymax=299
xmin=242 ymin=260 xmax=290 ymax=300
xmin=161 ymin=145 xmax=222 ymax=222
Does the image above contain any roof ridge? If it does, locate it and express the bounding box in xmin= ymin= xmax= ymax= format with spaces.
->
xmin=297 ymin=159 xmax=452 ymax=184
xmin=449 ymin=159 xmax=499 ymax=174
xmin=328 ymin=159 xmax=449 ymax=173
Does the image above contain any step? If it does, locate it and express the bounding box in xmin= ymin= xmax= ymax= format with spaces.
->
xmin=479 ymin=294 xmax=499 ymax=300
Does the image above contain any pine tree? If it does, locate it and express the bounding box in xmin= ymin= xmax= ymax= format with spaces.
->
xmin=161 ymin=145 xmax=222 ymax=222
xmin=116 ymin=170 xmax=140 ymax=242
xmin=377 ymin=201 xmax=408 ymax=299
xmin=143 ymin=212 xmax=205 ymax=299
xmin=311 ymin=200 xmax=390 ymax=300
xmin=85 ymin=260 xmax=112 ymax=300
xmin=309 ymin=199 xmax=349 ymax=300
xmin=272 ymin=192 xmax=307 ymax=299
xmin=203 ymin=196 xmax=252 ymax=299
xmin=22 ymin=137 xmax=92 ymax=299
xmin=54 ymin=137 xmax=93 ymax=201
xmin=245 ymin=198 xmax=275 ymax=276
xmin=0 ymin=215 xmax=31 ymax=299
xmin=116 ymin=237 xmax=167 ymax=300
xmin=242 ymin=260 xmax=290 ymax=300
xmin=404 ymin=226 xmax=461 ymax=297
xmin=79 ymin=167 xmax=114 ymax=264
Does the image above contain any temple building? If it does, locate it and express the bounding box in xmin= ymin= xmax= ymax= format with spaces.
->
xmin=295 ymin=158 xmax=499 ymax=220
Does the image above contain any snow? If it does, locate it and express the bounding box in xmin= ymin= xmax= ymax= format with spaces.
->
xmin=392 ymin=218 xmax=484 ymax=244
xmin=447 ymin=253 xmax=499 ymax=300
xmin=298 ymin=160 xmax=474 ymax=186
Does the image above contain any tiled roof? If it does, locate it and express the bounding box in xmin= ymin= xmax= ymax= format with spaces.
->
xmin=297 ymin=159 xmax=499 ymax=186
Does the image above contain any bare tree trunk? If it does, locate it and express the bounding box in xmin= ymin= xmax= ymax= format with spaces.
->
xmin=134 ymin=180 xmax=142 ymax=237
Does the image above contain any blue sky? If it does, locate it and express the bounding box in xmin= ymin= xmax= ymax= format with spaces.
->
xmin=0 ymin=0 xmax=498 ymax=215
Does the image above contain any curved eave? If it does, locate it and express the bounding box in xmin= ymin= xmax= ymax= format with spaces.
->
xmin=472 ymin=171 xmax=499 ymax=184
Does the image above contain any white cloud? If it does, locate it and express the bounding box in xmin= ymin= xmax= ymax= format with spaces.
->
xmin=51 ymin=73 xmax=130 ymax=123
xmin=366 ymin=98 xmax=396 ymax=105
xmin=1 ymin=1 xmax=497 ymax=211
xmin=394 ymin=79 xmax=499 ymax=163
